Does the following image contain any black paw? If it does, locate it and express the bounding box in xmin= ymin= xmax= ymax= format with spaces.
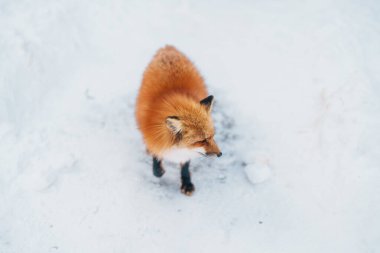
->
xmin=180 ymin=182 xmax=195 ymax=196
xmin=153 ymin=167 xmax=165 ymax=178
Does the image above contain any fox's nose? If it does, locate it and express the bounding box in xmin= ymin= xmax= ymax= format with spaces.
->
xmin=217 ymin=152 xmax=222 ymax=157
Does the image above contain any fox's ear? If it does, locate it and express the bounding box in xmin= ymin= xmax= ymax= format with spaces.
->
xmin=166 ymin=116 xmax=182 ymax=135
xmin=200 ymin=95 xmax=214 ymax=112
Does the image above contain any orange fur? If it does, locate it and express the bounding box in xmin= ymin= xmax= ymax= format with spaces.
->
xmin=135 ymin=45 xmax=221 ymax=159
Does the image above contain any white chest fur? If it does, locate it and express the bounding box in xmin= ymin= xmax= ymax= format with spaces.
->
xmin=161 ymin=147 xmax=205 ymax=163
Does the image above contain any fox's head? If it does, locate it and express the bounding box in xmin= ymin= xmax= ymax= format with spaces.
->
xmin=165 ymin=95 xmax=222 ymax=158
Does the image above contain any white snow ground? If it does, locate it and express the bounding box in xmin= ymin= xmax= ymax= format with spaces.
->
xmin=1 ymin=0 xmax=380 ymax=252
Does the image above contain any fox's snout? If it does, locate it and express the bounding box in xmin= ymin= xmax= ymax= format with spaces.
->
xmin=206 ymin=151 xmax=223 ymax=157
xmin=204 ymin=138 xmax=222 ymax=158
xmin=206 ymin=151 xmax=222 ymax=157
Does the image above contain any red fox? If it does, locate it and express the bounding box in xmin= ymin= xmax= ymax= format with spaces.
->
xmin=135 ymin=45 xmax=222 ymax=195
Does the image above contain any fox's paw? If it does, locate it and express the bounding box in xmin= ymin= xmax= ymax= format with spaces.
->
xmin=153 ymin=167 xmax=165 ymax=178
xmin=180 ymin=182 xmax=195 ymax=196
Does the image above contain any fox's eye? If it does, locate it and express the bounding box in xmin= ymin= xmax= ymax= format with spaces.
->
xmin=195 ymin=139 xmax=207 ymax=145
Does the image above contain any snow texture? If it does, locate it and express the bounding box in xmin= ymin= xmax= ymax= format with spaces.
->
xmin=1 ymin=0 xmax=380 ymax=252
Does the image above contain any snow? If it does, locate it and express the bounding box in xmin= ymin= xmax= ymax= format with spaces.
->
xmin=1 ymin=0 xmax=380 ymax=252
xmin=244 ymin=152 xmax=272 ymax=184
xmin=245 ymin=162 xmax=272 ymax=184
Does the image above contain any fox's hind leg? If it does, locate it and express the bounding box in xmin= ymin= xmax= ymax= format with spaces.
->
xmin=180 ymin=161 xmax=195 ymax=196
xmin=153 ymin=156 xmax=165 ymax=177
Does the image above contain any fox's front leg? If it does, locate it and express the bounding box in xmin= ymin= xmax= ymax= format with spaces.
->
xmin=180 ymin=161 xmax=195 ymax=196
xmin=153 ymin=156 xmax=165 ymax=177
